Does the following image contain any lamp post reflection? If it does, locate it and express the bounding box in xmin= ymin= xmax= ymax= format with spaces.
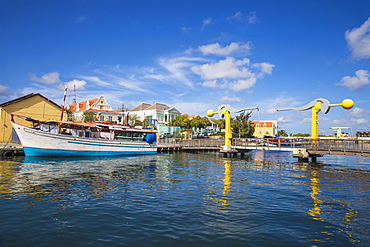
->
xmin=218 ymin=160 xmax=233 ymax=213
xmin=308 ymin=170 xmax=323 ymax=220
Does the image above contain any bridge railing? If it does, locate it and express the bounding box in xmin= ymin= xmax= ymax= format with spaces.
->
xmin=232 ymin=138 xmax=305 ymax=148
xmin=157 ymin=138 xmax=224 ymax=148
xmin=307 ymin=139 xmax=370 ymax=154
xmin=158 ymin=137 xmax=370 ymax=155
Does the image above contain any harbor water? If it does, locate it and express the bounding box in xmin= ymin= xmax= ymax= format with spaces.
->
xmin=0 ymin=151 xmax=369 ymax=246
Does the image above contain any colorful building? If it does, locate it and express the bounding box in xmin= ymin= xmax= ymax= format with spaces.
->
xmin=251 ymin=120 xmax=278 ymax=138
xmin=0 ymin=93 xmax=62 ymax=143
xmin=66 ymin=96 xmax=123 ymax=123
xmin=128 ymin=103 xmax=181 ymax=126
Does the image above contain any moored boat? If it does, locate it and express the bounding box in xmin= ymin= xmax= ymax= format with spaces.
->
xmin=11 ymin=114 xmax=157 ymax=157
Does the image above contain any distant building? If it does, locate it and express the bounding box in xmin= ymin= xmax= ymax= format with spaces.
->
xmin=66 ymin=95 xmax=123 ymax=123
xmin=182 ymin=114 xmax=196 ymax=121
xmin=251 ymin=120 xmax=278 ymax=138
xmin=128 ymin=103 xmax=181 ymax=126
xmin=0 ymin=93 xmax=63 ymax=143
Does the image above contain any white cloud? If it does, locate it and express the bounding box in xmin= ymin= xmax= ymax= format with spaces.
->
xmin=201 ymin=18 xmax=213 ymax=31
xmin=335 ymin=118 xmax=369 ymax=127
xmin=0 ymin=84 xmax=8 ymax=96
xmin=198 ymin=42 xmax=252 ymax=56
xmin=117 ymin=79 xmax=153 ymax=94
xmin=247 ymin=11 xmax=258 ymax=24
xmin=337 ymin=69 xmax=370 ymax=91
xmin=263 ymin=108 xmax=277 ymax=114
xmin=351 ymin=118 xmax=369 ymax=125
xmin=346 ymin=107 xmax=370 ymax=118
xmin=277 ymin=116 xmax=293 ymax=123
xmin=345 ymin=17 xmax=370 ymax=59
xmin=201 ymin=80 xmax=217 ymax=88
xmin=182 ymin=27 xmax=192 ymax=34
xmin=300 ymin=118 xmax=311 ymax=124
xmin=228 ymin=11 xmax=259 ymax=25
xmin=227 ymin=78 xmax=257 ymax=91
xmin=253 ymin=62 xmax=275 ymax=76
xmin=219 ymin=96 xmax=242 ymax=102
xmin=191 ymin=57 xmax=252 ymax=80
xmin=58 ymin=79 xmax=87 ymax=91
xmin=29 ymin=72 xmax=61 ymax=84
xmin=80 ymin=76 xmax=113 ymax=86
xmin=191 ymin=57 xmax=274 ymax=91
xmin=151 ymin=56 xmax=202 ymax=87
xmin=229 ymin=11 xmax=243 ymax=21
xmin=172 ymin=101 xmax=214 ymax=117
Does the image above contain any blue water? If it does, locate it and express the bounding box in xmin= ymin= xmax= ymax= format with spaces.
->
xmin=1 ymin=151 xmax=369 ymax=246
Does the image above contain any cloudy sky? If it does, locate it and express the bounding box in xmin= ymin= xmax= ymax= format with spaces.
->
xmin=1 ymin=0 xmax=370 ymax=135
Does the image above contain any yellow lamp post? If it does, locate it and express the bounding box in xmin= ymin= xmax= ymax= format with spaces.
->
xmin=207 ymin=104 xmax=258 ymax=151
xmin=278 ymin=98 xmax=354 ymax=139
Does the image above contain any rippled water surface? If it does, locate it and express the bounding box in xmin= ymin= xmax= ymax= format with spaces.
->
xmin=1 ymin=151 xmax=369 ymax=246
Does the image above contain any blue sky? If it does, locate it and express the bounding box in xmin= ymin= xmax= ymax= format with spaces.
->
xmin=1 ymin=0 xmax=370 ymax=135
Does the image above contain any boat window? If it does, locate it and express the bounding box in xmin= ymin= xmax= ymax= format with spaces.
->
xmin=132 ymin=132 xmax=143 ymax=141
xmin=115 ymin=131 xmax=131 ymax=141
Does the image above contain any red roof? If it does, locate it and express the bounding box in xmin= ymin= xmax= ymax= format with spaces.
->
xmin=67 ymin=98 xmax=98 ymax=112
xmin=251 ymin=121 xmax=274 ymax=128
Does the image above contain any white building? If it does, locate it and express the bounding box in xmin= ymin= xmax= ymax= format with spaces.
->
xmin=128 ymin=103 xmax=181 ymax=126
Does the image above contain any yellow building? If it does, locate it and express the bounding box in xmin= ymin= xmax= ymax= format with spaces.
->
xmin=251 ymin=120 xmax=278 ymax=138
xmin=0 ymin=93 xmax=62 ymax=143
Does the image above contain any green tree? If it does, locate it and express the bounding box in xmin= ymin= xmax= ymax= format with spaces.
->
xmin=278 ymin=129 xmax=288 ymax=137
xmin=190 ymin=116 xmax=211 ymax=129
xmin=170 ymin=115 xmax=191 ymax=128
xmin=82 ymin=111 xmax=96 ymax=122
xmin=66 ymin=109 xmax=75 ymax=122
xmin=292 ymin=133 xmax=310 ymax=137
xmin=231 ymin=112 xmax=254 ymax=138
xmin=129 ymin=114 xmax=142 ymax=127
xmin=212 ymin=118 xmax=225 ymax=129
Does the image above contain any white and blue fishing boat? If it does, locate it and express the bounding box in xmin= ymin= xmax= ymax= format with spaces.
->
xmin=11 ymin=114 xmax=157 ymax=157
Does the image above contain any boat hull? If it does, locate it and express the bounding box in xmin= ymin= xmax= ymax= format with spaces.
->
xmin=12 ymin=122 xmax=157 ymax=157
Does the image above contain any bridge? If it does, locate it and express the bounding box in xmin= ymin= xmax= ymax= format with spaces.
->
xmin=157 ymin=138 xmax=370 ymax=162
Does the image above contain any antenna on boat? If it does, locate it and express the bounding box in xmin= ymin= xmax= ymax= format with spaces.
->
xmin=60 ymin=85 xmax=68 ymax=121
xmin=72 ymin=84 xmax=76 ymax=104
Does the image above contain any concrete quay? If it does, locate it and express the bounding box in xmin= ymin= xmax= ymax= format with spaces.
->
xmin=0 ymin=143 xmax=24 ymax=157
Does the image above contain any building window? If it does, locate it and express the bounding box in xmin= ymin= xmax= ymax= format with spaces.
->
xmin=108 ymin=116 xmax=112 ymax=122
xmin=101 ymin=116 xmax=104 ymax=121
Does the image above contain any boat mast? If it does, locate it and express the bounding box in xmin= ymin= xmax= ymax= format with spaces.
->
xmin=60 ymin=85 xmax=68 ymax=121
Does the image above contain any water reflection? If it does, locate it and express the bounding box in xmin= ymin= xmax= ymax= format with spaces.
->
xmin=0 ymin=156 xmax=157 ymax=203
xmin=308 ymin=170 xmax=323 ymax=219
xmin=306 ymin=166 xmax=361 ymax=243
xmin=0 ymin=152 xmax=369 ymax=246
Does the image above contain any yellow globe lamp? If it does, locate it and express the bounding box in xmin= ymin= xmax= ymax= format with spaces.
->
xmin=206 ymin=109 xmax=217 ymax=117
xmin=342 ymin=99 xmax=354 ymax=109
